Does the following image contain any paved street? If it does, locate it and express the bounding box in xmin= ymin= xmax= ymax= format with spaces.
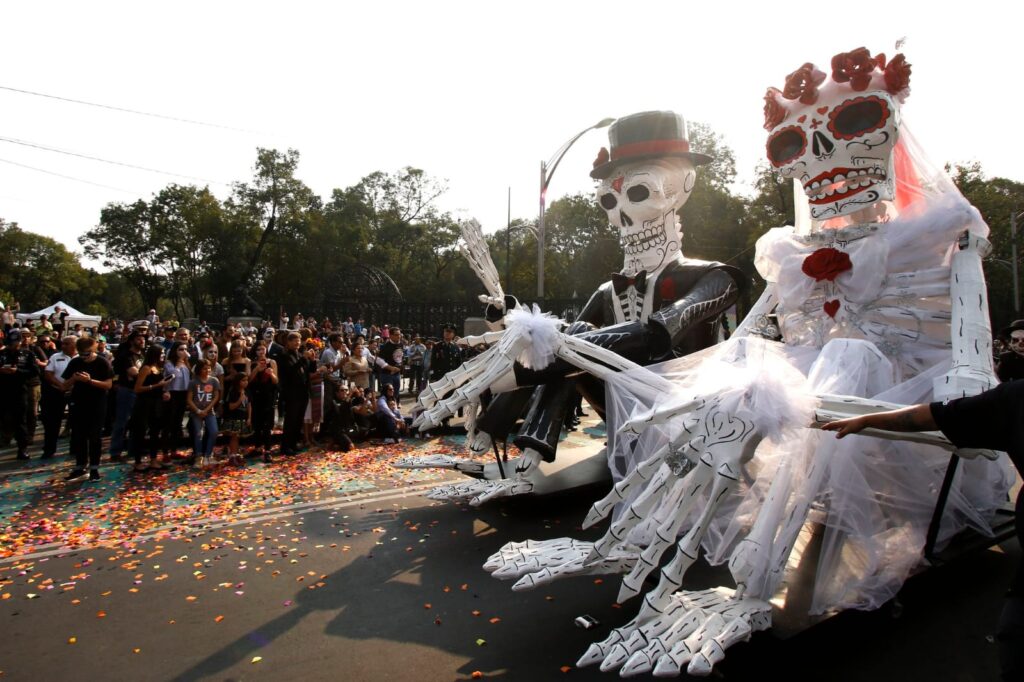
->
xmin=0 ymin=424 xmax=1018 ymax=681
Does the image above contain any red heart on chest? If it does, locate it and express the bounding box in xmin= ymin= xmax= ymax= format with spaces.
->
xmin=823 ymin=299 xmax=841 ymax=319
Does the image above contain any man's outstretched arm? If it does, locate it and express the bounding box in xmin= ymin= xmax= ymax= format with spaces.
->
xmin=823 ymin=403 xmax=937 ymax=438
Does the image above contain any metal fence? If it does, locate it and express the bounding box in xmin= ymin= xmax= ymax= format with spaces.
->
xmin=201 ymin=298 xmax=587 ymax=336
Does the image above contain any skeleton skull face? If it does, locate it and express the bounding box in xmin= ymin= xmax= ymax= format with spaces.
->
xmin=596 ymin=157 xmax=695 ymax=273
xmin=766 ymin=87 xmax=899 ymax=220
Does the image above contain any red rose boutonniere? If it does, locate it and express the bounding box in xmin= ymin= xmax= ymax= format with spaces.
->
xmin=801 ymin=247 xmax=852 ymax=282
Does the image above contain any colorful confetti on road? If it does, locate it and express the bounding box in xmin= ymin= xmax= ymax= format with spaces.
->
xmin=0 ymin=436 xmax=475 ymax=561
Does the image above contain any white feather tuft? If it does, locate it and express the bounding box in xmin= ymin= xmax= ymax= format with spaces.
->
xmin=505 ymin=304 xmax=563 ymax=370
xmin=683 ymin=344 xmax=816 ymax=442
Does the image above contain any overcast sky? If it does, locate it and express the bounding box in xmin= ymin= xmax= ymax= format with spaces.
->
xmin=2 ymin=1 xmax=1021 ymax=263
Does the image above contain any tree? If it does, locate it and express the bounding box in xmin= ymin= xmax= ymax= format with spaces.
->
xmin=0 ymin=219 xmax=92 ymax=310
xmin=81 ymin=200 xmax=165 ymax=310
xmin=542 ymin=193 xmax=618 ymax=299
xmin=149 ymin=184 xmax=225 ymax=319
xmin=950 ymin=162 xmax=1024 ymax=330
xmin=225 ymin=148 xmax=320 ymax=312
xmin=347 ymin=167 xmax=462 ymax=301
xmin=680 ymin=123 xmax=759 ymax=316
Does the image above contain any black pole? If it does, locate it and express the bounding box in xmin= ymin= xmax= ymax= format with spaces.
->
xmin=506 ymin=186 xmax=511 ymax=291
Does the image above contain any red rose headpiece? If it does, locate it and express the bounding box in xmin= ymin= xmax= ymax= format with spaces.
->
xmin=762 ymin=48 xmax=912 ymax=130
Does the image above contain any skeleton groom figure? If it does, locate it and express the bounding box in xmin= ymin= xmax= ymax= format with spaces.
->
xmin=484 ymin=49 xmax=1013 ymax=676
xmin=409 ymin=111 xmax=745 ymax=504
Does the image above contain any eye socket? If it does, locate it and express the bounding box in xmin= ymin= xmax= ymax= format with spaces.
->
xmin=827 ymin=95 xmax=890 ymax=141
xmin=599 ymin=193 xmax=618 ymax=210
xmin=626 ymin=185 xmax=650 ymax=203
xmin=766 ymin=126 xmax=807 ymax=167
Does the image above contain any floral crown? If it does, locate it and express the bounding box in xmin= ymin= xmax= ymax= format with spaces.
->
xmin=763 ymin=47 xmax=912 ymax=130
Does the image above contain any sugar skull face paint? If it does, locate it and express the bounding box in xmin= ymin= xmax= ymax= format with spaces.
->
xmin=596 ymin=157 xmax=695 ymax=273
xmin=763 ymin=48 xmax=912 ymax=220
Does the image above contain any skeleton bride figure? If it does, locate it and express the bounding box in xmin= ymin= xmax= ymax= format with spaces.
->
xmin=485 ymin=47 xmax=1014 ymax=676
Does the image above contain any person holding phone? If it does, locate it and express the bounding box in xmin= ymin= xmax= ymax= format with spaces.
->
xmin=161 ymin=341 xmax=192 ymax=461
xmin=129 ymin=345 xmax=172 ymax=472
xmin=248 ymin=341 xmax=278 ymax=463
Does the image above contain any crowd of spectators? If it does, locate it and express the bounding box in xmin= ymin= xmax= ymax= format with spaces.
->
xmin=0 ymin=302 xmax=470 ymax=483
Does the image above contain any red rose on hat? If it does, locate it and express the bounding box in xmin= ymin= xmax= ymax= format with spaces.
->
xmin=884 ymin=54 xmax=912 ymax=95
xmin=783 ymin=63 xmax=826 ymax=105
xmin=763 ymin=88 xmax=787 ymax=131
xmin=801 ymin=247 xmax=852 ymax=282
xmin=831 ymin=47 xmax=885 ymax=92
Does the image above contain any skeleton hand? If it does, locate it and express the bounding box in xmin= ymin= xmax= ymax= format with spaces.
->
xmin=392 ymin=454 xmax=488 ymax=474
xmin=423 ymin=449 xmax=542 ymax=506
xmin=459 ymin=218 xmax=506 ymax=309
xmin=485 ymin=537 xmax=641 ymax=587
xmin=394 ymin=410 xmax=494 ymax=475
xmin=412 ymin=327 xmax=529 ymax=431
xmin=414 ymin=305 xmax=644 ymax=432
xmin=576 ymin=587 xmax=771 ymax=677
xmin=489 ymin=393 xmax=762 ymax=604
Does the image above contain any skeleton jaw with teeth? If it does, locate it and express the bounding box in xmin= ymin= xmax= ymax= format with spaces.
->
xmin=597 ymin=157 xmax=695 ymax=274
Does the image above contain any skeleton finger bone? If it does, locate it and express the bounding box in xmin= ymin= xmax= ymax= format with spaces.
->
xmin=469 ymin=477 xmax=535 ymax=506
xmin=582 ymin=436 xmax=689 ymax=529
xmin=392 ymin=454 xmax=486 ymax=474
xmin=598 ymin=599 xmax=688 ymax=672
xmin=618 ymin=607 xmax=705 ymax=677
xmin=585 ymin=443 xmax=705 ymax=566
xmin=619 ymin=396 xmax=705 ymax=435
xmin=484 ymin=538 xmax=593 ymax=574
xmin=456 ymin=330 xmax=506 ymax=348
xmin=458 ymin=218 xmax=505 ymax=303
xmin=509 ymin=550 xmax=639 ymax=591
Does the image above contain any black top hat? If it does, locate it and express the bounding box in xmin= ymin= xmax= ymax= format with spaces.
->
xmin=999 ymin=319 xmax=1024 ymax=339
xmin=590 ymin=110 xmax=712 ymax=179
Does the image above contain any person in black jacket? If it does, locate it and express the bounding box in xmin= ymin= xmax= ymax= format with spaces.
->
xmin=825 ymin=383 xmax=1024 ymax=682
xmin=429 ymin=324 xmax=464 ymax=382
xmin=996 ymin=321 xmax=1024 ymax=383
xmin=0 ymin=329 xmax=38 ymax=459
xmin=277 ymin=332 xmax=309 ymax=456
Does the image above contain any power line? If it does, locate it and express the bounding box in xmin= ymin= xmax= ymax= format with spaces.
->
xmin=0 ymin=157 xmax=141 ymax=195
xmin=0 ymin=84 xmax=265 ymax=134
xmin=0 ymin=135 xmax=228 ymax=186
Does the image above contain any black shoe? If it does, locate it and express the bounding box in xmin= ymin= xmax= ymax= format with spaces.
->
xmin=89 ymin=470 xmax=101 ymax=481
xmin=16 ymin=450 xmax=30 ymax=460
xmin=65 ymin=469 xmax=88 ymax=483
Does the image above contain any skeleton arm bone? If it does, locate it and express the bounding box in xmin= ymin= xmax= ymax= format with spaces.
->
xmin=934 ymin=230 xmax=997 ymax=400
xmin=455 ymin=330 xmax=506 ymax=348
xmin=458 ymin=218 xmax=506 ymax=309
xmin=511 ymin=269 xmax=741 ymax=387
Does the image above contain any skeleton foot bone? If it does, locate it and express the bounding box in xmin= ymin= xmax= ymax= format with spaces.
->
xmin=484 ymin=537 xmax=641 ymax=587
xmin=422 ymin=449 xmax=546 ymax=506
xmin=576 ymin=587 xmax=770 ymax=677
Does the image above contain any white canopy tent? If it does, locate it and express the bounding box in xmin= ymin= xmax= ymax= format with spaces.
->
xmin=17 ymin=301 xmax=101 ymax=329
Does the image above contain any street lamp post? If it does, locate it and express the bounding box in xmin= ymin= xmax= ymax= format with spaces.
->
xmin=537 ymin=117 xmax=615 ymax=299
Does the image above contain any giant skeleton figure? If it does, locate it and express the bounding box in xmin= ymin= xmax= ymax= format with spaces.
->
xmin=399 ymin=111 xmax=744 ymax=506
xmin=471 ymin=48 xmax=1015 ymax=676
